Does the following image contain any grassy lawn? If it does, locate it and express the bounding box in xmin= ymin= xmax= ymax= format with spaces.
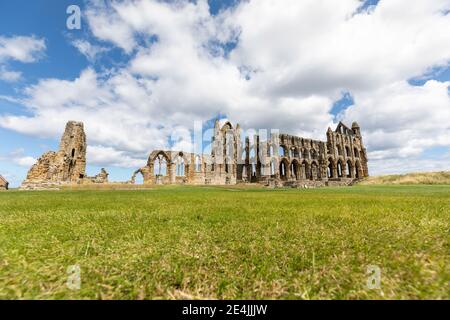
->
xmin=0 ymin=185 xmax=448 ymax=300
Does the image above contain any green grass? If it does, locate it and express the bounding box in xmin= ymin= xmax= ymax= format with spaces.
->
xmin=0 ymin=185 xmax=449 ymax=300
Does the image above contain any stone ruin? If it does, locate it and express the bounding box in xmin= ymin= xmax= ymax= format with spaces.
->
xmin=20 ymin=119 xmax=369 ymax=190
xmin=0 ymin=174 xmax=8 ymax=190
xmin=132 ymin=120 xmax=369 ymax=188
xmin=20 ymin=121 xmax=108 ymax=190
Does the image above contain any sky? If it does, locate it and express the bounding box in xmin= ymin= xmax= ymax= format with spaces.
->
xmin=0 ymin=0 xmax=449 ymax=187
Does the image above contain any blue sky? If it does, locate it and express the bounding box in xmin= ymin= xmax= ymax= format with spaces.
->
xmin=0 ymin=0 xmax=449 ymax=187
xmin=0 ymin=0 xmax=240 ymax=186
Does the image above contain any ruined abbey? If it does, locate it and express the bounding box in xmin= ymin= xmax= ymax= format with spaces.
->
xmin=132 ymin=120 xmax=369 ymax=188
xmin=21 ymin=119 xmax=368 ymax=189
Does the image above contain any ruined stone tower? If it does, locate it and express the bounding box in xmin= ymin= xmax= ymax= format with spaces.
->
xmin=58 ymin=121 xmax=87 ymax=181
xmin=21 ymin=121 xmax=87 ymax=189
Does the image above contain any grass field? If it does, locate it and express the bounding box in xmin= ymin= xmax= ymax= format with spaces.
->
xmin=0 ymin=185 xmax=448 ymax=300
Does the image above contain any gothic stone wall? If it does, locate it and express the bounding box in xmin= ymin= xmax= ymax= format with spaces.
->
xmin=134 ymin=120 xmax=369 ymax=187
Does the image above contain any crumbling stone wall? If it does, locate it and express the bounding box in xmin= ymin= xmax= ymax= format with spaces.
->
xmin=21 ymin=121 xmax=88 ymax=189
xmin=0 ymin=175 xmax=8 ymax=190
xmin=85 ymin=168 xmax=109 ymax=184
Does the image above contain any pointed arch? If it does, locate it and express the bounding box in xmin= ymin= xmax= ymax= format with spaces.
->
xmin=270 ymin=158 xmax=276 ymax=176
xmin=346 ymin=160 xmax=353 ymax=178
xmin=279 ymin=158 xmax=289 ymax=180
xmin=345 ymin=146 xmax=351 ymax=157
xmin=327 ymin=158 xmax=334 ymax=178
xmin=195 ymin=155 xmax=201 ymax=172
xmin=337 ymin=160 xmax=343 ymax=178
xmin=154 ymin=153 xmax=168 ymax=176
xmin=176 ymin=154 xmax=185 ymax=176
xmin=279 ymin=145 xmax=288 ymax=157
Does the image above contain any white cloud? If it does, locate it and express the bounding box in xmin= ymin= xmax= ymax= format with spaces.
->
xmin=0 ymin=66 xmax=22 ymax=82
xmin=0 ymin=148 xmax=37 ymax=167
xmin=0 ymin=0 xmax=449 ymax=174
xmin=0 ymin=35 xmax=46 ymax=63
xmin=71 ymin=39 xmax=108 ymax=62
xmin=342 ymin=80 xmax=450 ymax=160
xmin=0 ymin=35 xmax=46 ymax=83
xmin=87 ymin=145 xmax=146 ymax=168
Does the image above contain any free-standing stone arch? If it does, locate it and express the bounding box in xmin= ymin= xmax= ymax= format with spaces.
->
xmin=131 ymin=169 xmax=145 ymax=184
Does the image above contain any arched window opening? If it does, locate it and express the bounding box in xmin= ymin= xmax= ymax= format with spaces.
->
xmin=176 ymin=155 xmax=185 ymax=176
xmin=337 ymin=161 xmax=343 ymax=177
xmin=270 ymin=159 xmax=276 ymax=176
xmin=135 ymin=171 xmax=144 ymax=184
xmin=154 ymin=154 xmax=167 ymax=176
xmin=71 ymin=149 xmax=75 ymax=157
xmin=354 ymin=148 xmax=360 ymax=158
xmin=280 ymin=161 xmax=287 ymax=178
xmin=195 ymin=155 xmax=201 ymax=172
xmin=327 ymin=162 xmax=333 ymax=178
xmin=347 ymin=161 xmax=352 ymax=178
xmin=279 ymin=146 xmax=286 ymax=157
xmin=345 ymin=146 xmax=351 ymax=157
xmin=269 ymin=145 xmax=274 ymax=157
xmin=291 ymin=162 xmax=298 ymax=180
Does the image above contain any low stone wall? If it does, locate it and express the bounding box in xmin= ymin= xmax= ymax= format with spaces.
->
xmin=261 ymin=177 xmax=358 ymax=189
xmin=19 ymin=180 xmax=67 ymax=190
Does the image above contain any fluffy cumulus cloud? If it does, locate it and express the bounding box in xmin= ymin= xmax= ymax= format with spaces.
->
xmin=0 ymin=35 xmax=46 ymax=82
xmin=0 ymin=35 xmax=46 ymax=63
xmin=0 ymin=0 xmax=449 ymax=174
